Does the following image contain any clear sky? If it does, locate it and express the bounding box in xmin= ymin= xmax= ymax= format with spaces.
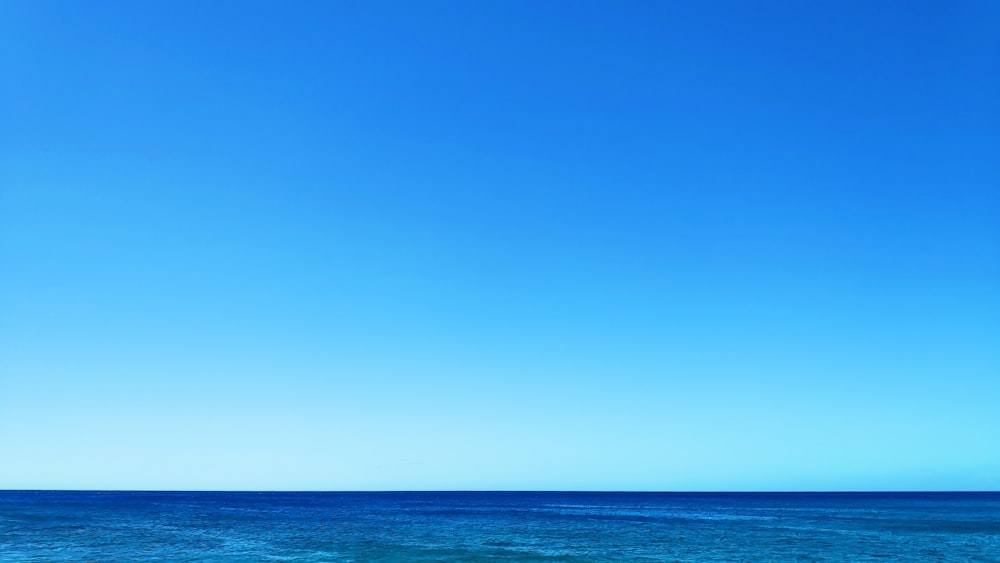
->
xmin=1 ymin=1 xmax=998 ymax=491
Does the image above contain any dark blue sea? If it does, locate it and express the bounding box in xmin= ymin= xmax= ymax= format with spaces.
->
xmin=1 ymin=491 xmax=998 ymax=561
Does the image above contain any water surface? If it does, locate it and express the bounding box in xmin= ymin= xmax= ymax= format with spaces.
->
xmin=2 ymin=491 xmax=998 ymax=561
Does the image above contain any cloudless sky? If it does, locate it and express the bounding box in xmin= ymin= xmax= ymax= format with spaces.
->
xmin=1 ymin=1 xmax=998 ymax=491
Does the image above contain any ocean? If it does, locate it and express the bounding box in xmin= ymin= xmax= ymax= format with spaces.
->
xmin=1 ymin=491 xmax=998 ymax=561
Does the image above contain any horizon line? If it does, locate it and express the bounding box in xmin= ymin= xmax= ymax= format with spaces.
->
xmin=4 ymin=489 xmax=998 ymax=494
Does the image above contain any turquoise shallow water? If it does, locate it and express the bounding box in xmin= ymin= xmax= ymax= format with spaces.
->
xmin=1 ymin=491 xmax=998 ymax=561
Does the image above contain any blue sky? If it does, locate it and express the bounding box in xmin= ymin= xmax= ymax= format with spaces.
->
xmin=1 ymin=1 xmax=998 ymax=491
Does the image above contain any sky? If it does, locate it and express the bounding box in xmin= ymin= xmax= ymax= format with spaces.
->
xmin=1 ymin=1 xmax=998 ymax=491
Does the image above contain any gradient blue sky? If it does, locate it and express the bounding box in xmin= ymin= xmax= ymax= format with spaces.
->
xmin=1 ymin=1 xmax=998 ymax=491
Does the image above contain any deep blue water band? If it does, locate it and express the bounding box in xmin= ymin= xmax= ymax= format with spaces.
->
xmin=2 ymin=491 xmax=999 ymax=561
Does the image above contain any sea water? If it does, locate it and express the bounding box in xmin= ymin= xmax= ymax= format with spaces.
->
xmin=2 ymin=491 xmax=998 ymax=561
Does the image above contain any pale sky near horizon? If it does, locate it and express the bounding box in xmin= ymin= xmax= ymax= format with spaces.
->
xmin=1 ymin=1 xmax=998 ymax=491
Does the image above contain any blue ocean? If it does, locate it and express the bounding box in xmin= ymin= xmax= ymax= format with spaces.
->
xmin=1 ymin=491 xmax=998 ymax=561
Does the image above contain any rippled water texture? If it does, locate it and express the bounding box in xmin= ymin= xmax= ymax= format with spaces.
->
xmin=2 ymin=491 xmax=998 ymax=561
